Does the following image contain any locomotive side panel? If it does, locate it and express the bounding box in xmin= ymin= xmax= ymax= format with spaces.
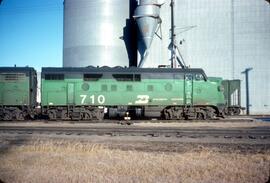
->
xmin=193 ymin=76 xmax=225 ymax=107
xmin=0 ymin=67 xmax=37 ymax=120
xmin=41 ymin=71 xmax=187 ymax=107
xmin=0 ymin=72 xmax=29 ymax=106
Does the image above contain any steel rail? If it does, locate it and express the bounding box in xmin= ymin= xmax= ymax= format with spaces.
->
xmin=0 ymin=126 xmax=269 ymax=140
xmin=0 ymin=116 xmax=256 ymax=123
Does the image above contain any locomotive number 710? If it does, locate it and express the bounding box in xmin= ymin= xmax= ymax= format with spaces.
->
xmin=80 ymin=95 xmax=105 ymax=104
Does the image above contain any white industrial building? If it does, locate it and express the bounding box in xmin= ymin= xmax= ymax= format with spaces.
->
xmin=63 ymin=0 xmax=270 ymax=114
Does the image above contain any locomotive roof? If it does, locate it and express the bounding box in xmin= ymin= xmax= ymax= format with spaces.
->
xmin=42 ymin=67 xmax=207 ymax=77
xmin=0 ymin=67 xmax=36 ymax=73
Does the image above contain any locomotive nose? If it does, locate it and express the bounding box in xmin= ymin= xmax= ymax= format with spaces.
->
xmin=218 ymin=85 xmax=224 ymax=92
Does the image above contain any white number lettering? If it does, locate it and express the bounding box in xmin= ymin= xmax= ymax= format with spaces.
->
xmin=80 ymin=95 xmax=106 ymax=104
xmin=98 ymin=95 xmax=105 ymax=104
xmin=135 ymin=95 xmax=149 ymax=104
xmin=80 ymin=95 xmax=87 ymax=104
xmin=90 ymin=95 xmax=95 ymax=104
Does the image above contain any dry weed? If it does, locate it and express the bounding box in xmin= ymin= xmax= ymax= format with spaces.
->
xmin=0 ymin=140 xmax=269 ymax=183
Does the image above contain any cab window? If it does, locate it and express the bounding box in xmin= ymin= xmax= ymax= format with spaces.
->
xmin=194 ymin=74 xmax=204 ymax=81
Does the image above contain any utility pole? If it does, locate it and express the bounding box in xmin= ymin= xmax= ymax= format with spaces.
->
xmin=170 ymin=0 xmax=176 ymax=68
xmin=169 ymin=0 xmax=187 ymax=69
xmin=241 ymin=67 xmax=253 ymax=115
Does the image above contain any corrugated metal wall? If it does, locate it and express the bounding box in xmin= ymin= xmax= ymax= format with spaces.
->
xmin=233 ymin=0 xmax=270 ymax=114
xmin=144 ymin=0 xmax=270 ymax=114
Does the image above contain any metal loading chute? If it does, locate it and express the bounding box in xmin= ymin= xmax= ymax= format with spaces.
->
xmin=134 ymin=0 xmax=163 ymax=67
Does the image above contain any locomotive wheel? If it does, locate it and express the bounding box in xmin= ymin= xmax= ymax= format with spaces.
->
xmin=61 ymin=110 xmax=69 ymax=120
xmin=163 ymin=109 xmax=172 ymax=120
xmin=205 ymin=107 xmax=216 ymax=119
xmin=84 ymin=112 xmax=92 ymax=120
xmin=175 ymin=111 xmax=183 ymax=120
xmin=196 ymin=112 xmax=206 ymax=120
xmin=48 ymin=110 xmax=57 ymax=120
xmin=95 ymin=110 xmax=104 ymax=121
xmin=168 ymin=109 xmax=173 ymax=120
xmin=234 ymin=108 xmax=241 ymax=115
xmin=229 ymin=109 xmax=234 ymax=116
xmin=15 ymin=112 xmax=24 ymax=121
xmin=3 ymin=111 xmax=12 ymax=121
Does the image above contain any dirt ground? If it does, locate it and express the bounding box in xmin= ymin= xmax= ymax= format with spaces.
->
xmin=0 ymin=139 xmax=269 ymax=183
xmin=0 ymin=120 xmax=270 ymax=183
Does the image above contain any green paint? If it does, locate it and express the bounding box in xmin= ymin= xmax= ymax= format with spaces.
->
xmin=0 ymin=73 xmax=29 ymax=105
xmin=41 ymin=76 xmax=225 ymax=108
xmin=67 ymin=83 xmax=75 ymax=105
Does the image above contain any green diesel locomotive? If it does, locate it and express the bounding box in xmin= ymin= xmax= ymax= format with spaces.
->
xmin=0 ymin=67 xmax=37 ymax=120
xmin=0 ymin=66 xmax=242 ymax=121
xmin=41 ymin=67 xmax=226 ymax=120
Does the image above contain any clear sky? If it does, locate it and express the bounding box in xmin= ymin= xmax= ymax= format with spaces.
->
xmin=0 ymin=0 xmax=63 ymax=71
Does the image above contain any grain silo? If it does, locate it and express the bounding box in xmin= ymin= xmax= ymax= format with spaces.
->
xmin=63 ymin=0 xmax=137 ymax=67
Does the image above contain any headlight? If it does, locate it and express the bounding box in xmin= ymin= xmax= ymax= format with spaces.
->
xmin=218 ymin=85 xmax=224 ymax=92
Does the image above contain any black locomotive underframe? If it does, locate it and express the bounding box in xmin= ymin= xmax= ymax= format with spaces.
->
xmin=107 ymin=105 xmax=224 ymax=120
xmin=0 ymin=106 xmax=35 ymax=121
xmin=42 ymin=106 xmax=105 ymax=121
xmin=224 ymin=105 xmax=243 ymax=116
xmin=162 ymin=105 xmax=225 ymax=120
xmin=0 ymin=105 xmax=225 ymax=121
xmin=42 ymin=104 xmax=224 ymax=121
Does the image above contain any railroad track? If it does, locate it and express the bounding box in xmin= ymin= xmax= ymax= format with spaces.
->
xmin=0 ymin=126 xmax=269 ymax=140
xmin=0 ymin=116 xmax=256 ymax=124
